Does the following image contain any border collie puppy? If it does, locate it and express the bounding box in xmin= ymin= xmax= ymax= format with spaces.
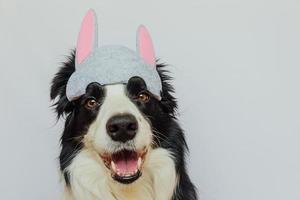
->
xmin=50 ymin=10 xmax=197 ymax=200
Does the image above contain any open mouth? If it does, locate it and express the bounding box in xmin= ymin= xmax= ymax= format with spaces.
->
xmin=100 ymin=149 xmax=147 ymax=184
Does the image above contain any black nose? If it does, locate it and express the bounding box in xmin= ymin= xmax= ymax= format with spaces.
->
xmin=106 ymin=114 xmax=138 ymax=142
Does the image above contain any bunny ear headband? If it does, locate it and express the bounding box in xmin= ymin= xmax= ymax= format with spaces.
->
xmin=66 ymin=9 xmax=162 ymax=101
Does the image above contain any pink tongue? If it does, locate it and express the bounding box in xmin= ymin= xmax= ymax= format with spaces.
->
xmin=115 ymin=158 xmax=138 ymax=174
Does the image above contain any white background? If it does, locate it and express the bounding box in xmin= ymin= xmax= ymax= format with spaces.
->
xmin=0 ymin=0 xmax=299 ymax=199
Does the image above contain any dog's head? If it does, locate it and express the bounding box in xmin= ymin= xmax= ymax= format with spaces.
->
xmin=50 ymin=10 xmax=177 ymax=185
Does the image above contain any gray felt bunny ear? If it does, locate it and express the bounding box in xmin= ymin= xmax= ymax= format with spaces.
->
xmin=75 ymin=9 xmax=98 ymax=67
xmin=136 ymin=25 xmax=156 ymax=68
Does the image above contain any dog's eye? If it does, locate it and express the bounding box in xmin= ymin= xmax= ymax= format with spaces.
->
xmin=85 ymin=99 xmax=98 ymax=109
xmin=138 ymin=92 xmax=150 ymax=103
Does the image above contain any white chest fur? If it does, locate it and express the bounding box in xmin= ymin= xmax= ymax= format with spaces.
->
xmin=64 ymin=148 xmax=177 ymax=200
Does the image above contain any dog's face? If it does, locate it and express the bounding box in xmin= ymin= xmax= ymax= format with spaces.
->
xmin=80 ymin=76 xmax=158 ymax=184
xmin=53 ymin=62 xmax=177 ymax=185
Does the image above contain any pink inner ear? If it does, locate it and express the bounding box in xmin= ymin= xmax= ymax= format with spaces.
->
xmin=137 ymin=26 xmax=156 ymax=66
xmin=76 ymin=10 xmax=97 ymax=65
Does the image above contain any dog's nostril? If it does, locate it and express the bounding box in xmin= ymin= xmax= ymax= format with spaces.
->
xmin=127 ymin=122 xmax=137 ymax=131
xmin=107 ymin=124 xmax=119 ymax=133
xmin=106 ymin=114 xmax=138 ymax=142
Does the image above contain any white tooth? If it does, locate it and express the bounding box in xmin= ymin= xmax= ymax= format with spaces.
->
xmin=111 ymin=161 xmax=117 ymax=172
xmin=137 ymin=157 xmax=142 ymax=169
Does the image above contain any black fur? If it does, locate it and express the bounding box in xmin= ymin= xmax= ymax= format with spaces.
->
xmin=50 ymin=51 xmax=197 ymax=199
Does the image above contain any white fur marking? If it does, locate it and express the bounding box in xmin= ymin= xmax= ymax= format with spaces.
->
xmin=65 ymin=148 xmax=176 ymax=200
xmin=63 ymin=84 xmax=177 ymax=200
xmin=85 ymin=84 xmax=152 ymax=154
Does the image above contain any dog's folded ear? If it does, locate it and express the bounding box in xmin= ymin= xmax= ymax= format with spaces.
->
xmin=50 ymin=51 xmax=76 ymax=119
xmin=75 ymin=9 xmax=98 ymax=66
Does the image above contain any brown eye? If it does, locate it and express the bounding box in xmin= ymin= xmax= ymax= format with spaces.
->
xmin=138 ymin=93 xmax=150 ymax=103
xmin=85 ymin=99 xmax=98 ymax=109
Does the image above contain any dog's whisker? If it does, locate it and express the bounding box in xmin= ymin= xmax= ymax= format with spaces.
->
xmin=65 ymin=135 xmax=84 ymax=141
xmin=152 ymin=129 xmax=174 ymax=147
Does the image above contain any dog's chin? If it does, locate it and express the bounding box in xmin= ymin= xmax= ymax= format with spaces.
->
xmin=100 ymin=148 xmax=148 ymax=184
